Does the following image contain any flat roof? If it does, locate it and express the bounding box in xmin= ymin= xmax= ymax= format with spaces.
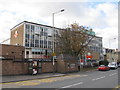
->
xmin=10 ymin=21 xmax=63 ymax=30
xmin=10 ymin=21 xmax=102 ymax=38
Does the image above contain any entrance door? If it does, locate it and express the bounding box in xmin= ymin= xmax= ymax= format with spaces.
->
xmin=38 ymin=62 xmax=42 ymax=74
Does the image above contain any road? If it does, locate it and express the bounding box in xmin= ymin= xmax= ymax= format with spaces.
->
xmin=2 ymin=68 xmax=119 ymax=89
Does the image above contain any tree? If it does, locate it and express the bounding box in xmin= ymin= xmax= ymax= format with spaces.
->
xmin=55 ymin=23 xmax=95 ymax=59
xmin=99 ymin=60 xmax=109 ymax=66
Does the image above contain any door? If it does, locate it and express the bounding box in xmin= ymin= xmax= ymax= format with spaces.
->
xmin=38 ymin=62 xmax=42 ymax=74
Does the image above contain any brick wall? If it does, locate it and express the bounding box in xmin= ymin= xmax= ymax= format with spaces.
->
xmin=10 ymin=24 xmax=24 ymax=46
xmin=56 ymin=60 xmax=78 ymax=73
xmin=0 ymin=59 xmax=78 ymax=75
xmin=0 ymin=60 xmax=57 ymax=75
xmin=42 ymin=62 xmax=57 ymax=73
xmin=0 ymin=60 xmax=28 ymax=75
xmin=0 ymin=44 xmax=25 ymax=60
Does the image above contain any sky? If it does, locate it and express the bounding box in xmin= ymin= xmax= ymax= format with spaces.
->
xmin=0 ymin=0 xmax=119 ymax=49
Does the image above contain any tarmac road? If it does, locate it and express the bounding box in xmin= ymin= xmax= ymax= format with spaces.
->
xmin=2 ymin=68 xmax=119 ymax=89
xmin=21 ymin=68 xmax=119 ymax=89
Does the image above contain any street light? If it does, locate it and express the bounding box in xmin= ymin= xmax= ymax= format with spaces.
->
xmin=109 ymin=38 xmax=116 ymax=62
xmin=52 ymin=9 xmax=65 ymax=74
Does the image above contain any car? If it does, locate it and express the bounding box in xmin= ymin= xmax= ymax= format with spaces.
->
xmin=0 ymin=57 xmax=6 ymax=60
xmin=108 ymin=62 xmax=118 ymax=69
xmin=98 ymin=65 xmax=110 ymax=71
xmin=117 ymin=63 xmax=120 ymax=67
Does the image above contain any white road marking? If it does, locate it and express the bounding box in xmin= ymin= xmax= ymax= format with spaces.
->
xmin=109 ymin=73 xmax=117 ymax=76
xmin=92 ymin=76 xmax=105 ymax=81
xmin=61 ymin=82 xmax=83 ymax=88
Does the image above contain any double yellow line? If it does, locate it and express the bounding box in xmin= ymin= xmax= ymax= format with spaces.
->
xmin=112 ymin=85 xmax=120 ymax=90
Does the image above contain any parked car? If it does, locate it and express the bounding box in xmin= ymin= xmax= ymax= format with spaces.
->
xmin=108 ymin=62 xmax=118 ymax=69
xmin=98 ymin=65 xmax=110 ymax=71
xmin=117 ymin=63 xmax=120 ymax=67
xmin=0 ymin=57 xmax=5 ymax=60
xmin=118 ymin=63 xmax=120 ymax=67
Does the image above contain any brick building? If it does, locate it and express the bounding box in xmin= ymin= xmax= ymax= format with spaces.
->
xmin=0 ymin=44 xmax=78 ymax=75
xmin=0 ymin=44 xmax=25 ymax=60
xmin=103 ymin=48 xmax=120 ymax=63
xmin=10 ymin=21 xmax=62 ymax=59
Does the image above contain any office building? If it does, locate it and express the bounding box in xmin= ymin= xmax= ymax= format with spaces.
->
xmin=10 ymin=21 xmax=61 ymax=59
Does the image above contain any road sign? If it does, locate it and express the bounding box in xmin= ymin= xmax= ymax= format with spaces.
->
xmin=52 ymin=53 xmax=56 ymax=56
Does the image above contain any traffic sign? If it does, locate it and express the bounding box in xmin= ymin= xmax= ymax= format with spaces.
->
xmin=52 ymin=53 xmax=56 ymax=56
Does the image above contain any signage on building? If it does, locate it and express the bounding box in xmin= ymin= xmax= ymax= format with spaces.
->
xmin=70 ymin=64 xmax=75 ymax=68
xmin=80 ymin=59 xmax=84 ymax=65
xmin=86 ymin=55 xmax=93 ymax=59
xmin=14 ymin=31 xmax=18 ymax=38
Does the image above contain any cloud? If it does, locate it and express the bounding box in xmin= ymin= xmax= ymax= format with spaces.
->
xmin=0 ymin=1 xmax=118 ymax=49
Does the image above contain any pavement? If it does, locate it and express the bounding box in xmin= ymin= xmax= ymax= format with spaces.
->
xmin=1 ymin=67 xmax=98 ymax=83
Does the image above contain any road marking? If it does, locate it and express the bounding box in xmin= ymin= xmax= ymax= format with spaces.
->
xmin=92 ymin=76 xmax=105 ymax=81
xmin=112 ymin=85 xmax=120 ymax=90
xmin=61 ymin=82 xmax=83 ymax=88
xmin=109 ymin=73 xmax=117 ymax=76
xmin=115 ymin=85 xmax=120 ymax=88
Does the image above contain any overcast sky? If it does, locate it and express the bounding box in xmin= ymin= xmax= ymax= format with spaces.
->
xmin=0 ymin=0 xmax=119 ymax=49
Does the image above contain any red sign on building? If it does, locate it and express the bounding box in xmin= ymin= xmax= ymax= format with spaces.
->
xmin=86 ymin=55 xmax=93 ymax=58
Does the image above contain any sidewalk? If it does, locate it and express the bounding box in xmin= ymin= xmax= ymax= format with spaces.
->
xmin=1 ymin=73 xmax=66 ymax=83
xmin=1 ymin=67 xmax=97 ymax=83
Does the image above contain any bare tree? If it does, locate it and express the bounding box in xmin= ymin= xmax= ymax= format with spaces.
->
xmin=55 ymin=23 xmax=95 ymax=59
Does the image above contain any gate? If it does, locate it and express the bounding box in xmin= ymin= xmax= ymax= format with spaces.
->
xmin=28 ymin=59 xmax=42 ymax=75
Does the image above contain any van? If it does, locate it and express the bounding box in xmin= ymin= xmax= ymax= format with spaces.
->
xmin=108 ymin=62 xmax=118 ymax=69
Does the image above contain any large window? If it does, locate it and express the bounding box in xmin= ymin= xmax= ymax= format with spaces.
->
xmin=25 ymin=24 xmax=53 ymax=49
xmin=26 ymin=24 xmax=30 ymax=30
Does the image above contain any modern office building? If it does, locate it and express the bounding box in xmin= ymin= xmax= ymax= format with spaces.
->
xmin=88 ymin=35 xmax=104 ymax=60
xmin=10 ymin=21 xmax=103 ymax=61
xmin=10 ymin=21 xmax=61 ymax=59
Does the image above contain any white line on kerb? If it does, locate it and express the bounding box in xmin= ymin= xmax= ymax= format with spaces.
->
xmin=109 ymin=73 xmax=117 ymax=76
xmin=61 ymin=82 xmax=83 ymax=88
xmin=92 ymin=76 xmax=105 ymax=81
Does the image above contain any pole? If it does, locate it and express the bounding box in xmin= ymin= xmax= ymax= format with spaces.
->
xmin=52 ymin=13 xmax=55 ymax=74
xmin=109 ymin=38 xmax=116 ymax=62
xmin=52 ymin=9 xmax=65 ymax=74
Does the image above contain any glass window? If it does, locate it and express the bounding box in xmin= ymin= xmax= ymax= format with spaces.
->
xmin=44 ymin=41 xmax=47 ymax=44
xmin=25 ymin=34 xmax=29 ymax=38
xmin=40 ymin=40 xmax=43 ymax=44
xmin=26 ymin=24 xmax=30 ymax=30
xmin=31 ymin=25 xmax=35 ymax=32
xmin=32 ymin=52 xmax=35 ymax=54
xmin=30 ymin=44 xmax=34 ymax=47
xmin=25 ymin=43 xmax=29 ymax=47
xmin=26 ymin=51 xmax=29 ymax=55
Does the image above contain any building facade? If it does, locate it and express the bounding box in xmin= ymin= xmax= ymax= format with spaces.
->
xmin=88 ymin=36 xmax=103 ymax=60
xmin=10 ymin=21 xmax=103 ymax=61
xmin=10 ymin=21 xmax=61 ymax=59
xmin=103 ymin=48 xmax=120 ymax=62
xmin=0 ymin=44 xmax=25 ymax=60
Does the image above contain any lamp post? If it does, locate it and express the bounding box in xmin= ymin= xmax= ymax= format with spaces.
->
xmin=52 ymin=9 xmax=64 ymax=74
xmin=109 ymin=38 xmax=116 ymax=62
